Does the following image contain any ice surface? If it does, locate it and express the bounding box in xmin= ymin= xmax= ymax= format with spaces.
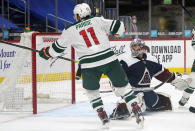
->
xmin=0 ymin=78 xmax=195 ymax=131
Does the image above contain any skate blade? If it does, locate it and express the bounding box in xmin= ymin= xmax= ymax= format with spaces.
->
xmin=178 ymin=106 xmax=188 ymax=110
xmin=109 ymin=115 xmax=130 ymax=120
xmin=101 ymin=122 xmax=109 ymax=130
xmin=137 ymin=120 xmax=144 ymax=129
xmin=189 ymin=106 xmax=195 ymax=113
xmin=136 ymin=115 xmax=144 ymax=129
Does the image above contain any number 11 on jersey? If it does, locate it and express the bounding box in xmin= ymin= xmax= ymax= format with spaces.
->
xmin=79 ymin=27 xmax=100 ymax=47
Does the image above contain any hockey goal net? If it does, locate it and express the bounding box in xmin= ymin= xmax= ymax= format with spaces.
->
xmin=0 ymin=32 xmax=75 ymax=114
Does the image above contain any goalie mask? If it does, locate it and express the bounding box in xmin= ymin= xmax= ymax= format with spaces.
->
xmin=73 ymin=3 xmax=91 ymax=21
xmin=130 ymin=38 xmax=148 ymax=57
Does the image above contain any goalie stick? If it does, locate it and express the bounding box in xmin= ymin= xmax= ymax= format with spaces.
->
xmin=100 ymin=73 xmax=174 ymax=93
xmin=0 ymin=40 xmax=79 ymax=64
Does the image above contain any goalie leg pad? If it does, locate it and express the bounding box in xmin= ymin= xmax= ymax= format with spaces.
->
xmin=110 ymin=93 xmax=146 ymax=120
xmin=151 ymin=92 xmax=172 ymax=111
xmin=109 ymin=103 xmax=130 ymax=120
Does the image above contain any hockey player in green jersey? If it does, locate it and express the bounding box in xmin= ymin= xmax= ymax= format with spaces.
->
xmin=179 ymin=29 xmax=195 ymax=106
xmin=38 ymin=3 xmax=145 ymax=128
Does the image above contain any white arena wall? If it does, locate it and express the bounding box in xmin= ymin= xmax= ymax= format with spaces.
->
xmin=110 ymin=38 xmax=194 ymax=75
xmin=0 ymin=38 xmax=194 ymax=83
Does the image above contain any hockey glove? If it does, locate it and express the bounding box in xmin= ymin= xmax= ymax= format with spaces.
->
xmin=192 ymin=29 xmax=195 ymax=51
xmin=39 ymin=46 xmax=52 ymax=60
xmin=171 ymin=73 xmax=191 ymax=90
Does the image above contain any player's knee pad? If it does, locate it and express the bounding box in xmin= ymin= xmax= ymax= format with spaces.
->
xmin=85 ymin=89 xmax=104 ymax=110
xmin=86 ymin=90 xmax=103 ymax=110
xmin=114 ymin=83 xmax=131 ymax=97
xmin=85 ymin=89 xmax=100 ymax=102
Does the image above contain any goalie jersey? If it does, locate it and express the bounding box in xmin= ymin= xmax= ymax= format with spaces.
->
xmin=119 ymin=53 xmax=164 ymax=89
xmin=48 ymin=15 xmax=125 ymax=69
xmin=119 ymin=53 xmax=174 ymax=110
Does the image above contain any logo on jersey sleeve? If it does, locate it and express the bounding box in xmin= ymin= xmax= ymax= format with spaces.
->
xmin=138 ymin=68 xmax=151 ymax=86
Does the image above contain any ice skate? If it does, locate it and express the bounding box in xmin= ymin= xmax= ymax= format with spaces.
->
xmin=97 ymin=107 xmax=110 ymax=129
xmin=131 ymin=102 xmax=144 ymax=128
xmin=179 ymin=96 xmax=189 ymax=106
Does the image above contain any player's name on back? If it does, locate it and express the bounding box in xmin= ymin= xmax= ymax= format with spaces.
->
xmin=76 ymin=20 xmax=92 ymax=30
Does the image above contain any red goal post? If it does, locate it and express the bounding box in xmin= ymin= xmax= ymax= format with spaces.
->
xmin=32 ymin=32 xmax=76 ymax=114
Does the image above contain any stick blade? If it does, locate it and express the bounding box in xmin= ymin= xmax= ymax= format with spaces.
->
xmin=189 ymin=106 xmax=195 ymax=113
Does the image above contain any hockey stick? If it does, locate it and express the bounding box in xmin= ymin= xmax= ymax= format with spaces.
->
xmin=0 ymin=40 xmax=79 ymax=64
xmin=100 ymin=74 xmax=174 ymax=93
xmin=50 ymin=52 xmax=67 ymax=67
xmin=132 ymin=74 xmax=173 ymax=92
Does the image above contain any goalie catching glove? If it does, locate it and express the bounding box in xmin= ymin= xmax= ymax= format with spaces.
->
xmin=170 ymin=73 xmax=191 ymax=90
xmin=39 ymin=46 xmax=52 ymax=60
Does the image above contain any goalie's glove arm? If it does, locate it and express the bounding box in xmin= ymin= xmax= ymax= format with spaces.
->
xmin=170 ymin=72 xmax=190 ymax=90
xmin=155 ymin=68 xmax=175 ymax=83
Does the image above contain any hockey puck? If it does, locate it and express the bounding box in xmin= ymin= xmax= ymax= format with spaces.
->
xmin=189 ymin=106 xmax=195 ymax=113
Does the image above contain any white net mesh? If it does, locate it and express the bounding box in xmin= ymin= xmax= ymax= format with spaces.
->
xmin=0 ymin=33 xmax=75 ymax=113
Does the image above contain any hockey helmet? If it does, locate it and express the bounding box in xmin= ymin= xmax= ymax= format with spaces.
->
xmin=73 ymin=3 xmax=91 ymax=21
xmin=130 ymin=38 xmax=148 ymax=57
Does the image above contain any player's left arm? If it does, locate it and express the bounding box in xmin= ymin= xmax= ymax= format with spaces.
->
xmin=39 ymin=29 xmax=69 ymax=60
xmin=148 ymin=54 xmax=189 ymax=90
xmin=155 ymin=68 xmax=190 ymax=90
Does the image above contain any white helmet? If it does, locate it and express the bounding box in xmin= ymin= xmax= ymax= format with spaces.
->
xmin=130 ymin=38 xmax=148 ymax=57
xmin=73 ymin=3 xmax=91 ymax=21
